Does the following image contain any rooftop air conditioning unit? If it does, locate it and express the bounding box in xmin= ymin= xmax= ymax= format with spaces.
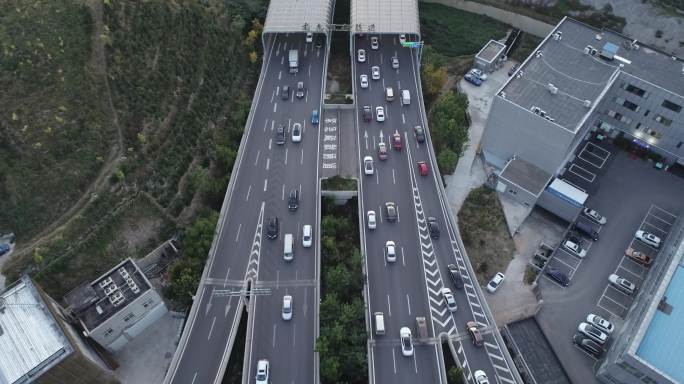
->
xmin=500 ymin=91 xmax=506 ymax=99
xmin=548 ymin=83 xmax=558 ymax=94
xmin=96 ymin=305 xmax=104 ymax=315
xmin=535 ymin=50 xmax=543 ymax=58
xmin=584 ymin=99 xmax=592 ymax=108
xmin=531 ymin=106 xmax=541 ymax=114
xmin=540 ymin=110 xmax=547 ymax=118
xmin=553 ymin=32 xmax=562 ymax=41
xmin=595 ymin=34 xmax=603 ymax=41
xmin=584 ymin=46 xmax=591 ymax=55
xmin=516 ymin=71 xmax=524 ymax=79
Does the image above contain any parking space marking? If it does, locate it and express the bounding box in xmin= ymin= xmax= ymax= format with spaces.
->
xmin=619 ymin=257 xmax=647 ymax=277
xmin=569 ymin=163 xmax=596 ymax=182
xmin=616 ymin=265 xmax=643 ymax=280
xmin=572 ymin=344 xmax=600 ymax=361
xmin=605 ymin=285 xmax=634 ymax=302
xmin=542 ymin=274 xmax=567 ymax=289
xmin=600 ymin=293 xmax=629 ymax=311
xmin=578 ymin=142 xmax=610 ymax=168
xmin=596 ymin=302 xmax=624 ymax=319
xmin=648 ymin=212 xmax=674 ymax=227
xmin=641 ymin=221 xmax=669 ymax=235
xmin=651 ymin=205 xmax=677 ymax=221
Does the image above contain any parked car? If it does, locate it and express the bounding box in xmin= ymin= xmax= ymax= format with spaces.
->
xmin=486 ymin=272 xmax=505 ymax=293
xmin=391 ymin=56 xmax=400 ymax=69
xmin=447 ymin=264 xmax=464 ymax=289
xmin=574 ymin=220 xmax=599 ymax=241
xmin=371 ymin=66 xmax=380 ymax=80
xmin=573 ymin=334 xmax=604 ymax=358
xmin=545 ymin=266 xmax=570 ymax=286
xmin=609 ymin=274 xmax=636 ymax=295
xmin=413 ymin=125 xmax=425 ymax=143
xmin=508 ymin=63 xmax=520 ymax=76
xmin=578 ymin=322 xmax=608 ymax=344
xmin=400 ymin=327 xmax=414 ymax=356
xmin=582 ymin=208 xmax=607 ymax=224
xmin=566 ymin=231 xmax=582 ymax=244
xmin=267 ymin=217 xmax=279 ymax=239
xmin=360 ymin=74 xmax=369 ymax=89
xmin=385 ymin=241 xmax=397 ymax=263
xmin=392 ymin=133 xmax=402 ymax=150
xmin=375 ymin=106 xmax=385 ymax=122
xmin=282 ymin=295 xmax=293 ymax=320
xmin=291 ymin=123 xmax=302 ymax=143
xmin=427 ymin=216 xmax=440 ymax=238
xmin=370 ymin=36 xmax=379 ymax=50
xmin=464 ymin=72 xmax=482 ymax=86
xmin=378 ymin=142 xmax=388 ymax=160
xmin=0 ymin=243 xmax=10 ymax=257
xmin=418 ymin=161 xmax=429 ymax=176
xmin=586 ymin=314 xmax=614 ymax=334
xmin=357 ymin=49 xmax=366 ymax=62
xmin=474 ymin=370 xmax=490 ymax=384
xmin=311 ymin=109 xmax=319 ymax=125
xmin=562 ymin=239 xmax=587 ymax=258
xmin=635 ymin=230 xmax=661 ymax=248
xmin=363 ymin=156 xmax=374 ymax=175
xmin=441 ymin=288 xmax=457 ymax=312
xmin=281 ymin=85 xmax=290 ymax=100
xmin=362 ymin=105 xmax=372 ymax=121
xmin=385 ymin=202 xmax=397 ymax=221
xmin=625 ymin=247 xmax=652 ymax=266
xmin=466 ymin=321 xmax=484 ymax=346
xmin=255 ymin=359 xmax=269 ymax=384
xmin=367 ymin=210 xmax=377 ymax=230
xmin=295 ymin=81 xmax=305 ymax=98
xmin=469 ymin=68 xmax=488 ymax=81
xmin=275 ymin=125 xmax=286 ymax=145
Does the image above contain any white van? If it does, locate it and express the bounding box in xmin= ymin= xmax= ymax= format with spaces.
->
xmin=284 ymin=234 xmax=294 ymax=261
xmin=374 ymin=312 xmax=385 ymax=335
xmin=302 ymin=225 xmax=312 ymax=248
xmin=401 ymin=89 xmax=410 ymax=105
xmin=385 ymin=87 xmax=394 ymax=102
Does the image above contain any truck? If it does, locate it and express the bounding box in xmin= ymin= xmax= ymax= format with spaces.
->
xmin=288 ymin=49 xmax=299 ymax=73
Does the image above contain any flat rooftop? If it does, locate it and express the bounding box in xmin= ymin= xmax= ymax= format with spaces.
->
xmin=477 ymin=40 xmax=506 ymax=63
xmin=0 ymin=276 xmax=72 ymax=384
xmin=501 ymin=17 xmax=684 ymax=132
xmin=64 ymin=259 xmax=150 ymax=331
xmin=351 ymin=0 xmax=420 ymax=36
xmin=636 ymin=262 xmax=684 ymax=382
xmin=500 ymin=157 xmax=552 ymax=196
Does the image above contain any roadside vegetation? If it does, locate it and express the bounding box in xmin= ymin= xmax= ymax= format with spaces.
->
xmin=321 ymin=176 xmax=358 ymax=191
xmin=457 ymin=187 xmax=516 ymax=285
xmin=2 ymin=0 xmax=268 ymax=303
xmin=316 ymin=197 xmax=367 ymax=383
xmin=508 ymin=33 xmax=543 ymax=63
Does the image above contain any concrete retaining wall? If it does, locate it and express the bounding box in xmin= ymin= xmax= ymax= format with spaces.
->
xmin=421 ymin=0 xmax=554 ymax=37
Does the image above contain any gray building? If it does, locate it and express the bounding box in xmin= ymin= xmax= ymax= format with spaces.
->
xmin=474 ymin=40 xmax=507 ymax=74
xmin=64 ymin=258 xmax=167 ymax=353
xmin=481 ymin=17 xmax=684 ymax=208
xmin=0 ymin=275 xmax=118 ymax=384
xmin=597 ymin=218 xmax=684 ymax=384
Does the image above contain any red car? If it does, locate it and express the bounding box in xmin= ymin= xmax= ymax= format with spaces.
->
xmin=418 ymin=161 xmax=429 ymax=176
xmin=392 ymin=133 xmax=402 ymax=150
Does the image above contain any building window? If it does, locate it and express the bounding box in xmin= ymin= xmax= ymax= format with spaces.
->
xmin=662 ymin=99 xmax=682 ymax=113
xmin=635 ymin=123 xmax=642 ymax=130
xmin=644 ymin=110 xmax=650 ymax=116
xmin=677 ymin=141 xmax=682 ymax=149
xmin=142 ymin=298 xmax=155 ymax=308
xmin=641 ymin=376 xmax=657 ymax=384
xmin=620 ymin=115 xmax=632 ymax=124
xmin=624 ymin=83 xmax=646 ymax=97
xmin=654 ymin=115 xmax=672 ymax=126
xmin=622 ymin=99 xmax=639 ymax=111
xmin=123 ymin=313 xmax=135 ymax=322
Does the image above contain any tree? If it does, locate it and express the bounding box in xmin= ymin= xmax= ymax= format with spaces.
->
xmin=438 ymin=147 xmax=459 ymax=174
xmin=447 ymin=366 xmax=465 ymax=384
xmin=422 ymin=63 xmax=448 ymax=101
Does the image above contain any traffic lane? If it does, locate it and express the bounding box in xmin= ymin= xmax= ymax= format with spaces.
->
xmin=372 ymin=342 xmax=442 ymax=384
xmin=247 ymin=285 xmax=316 ymax=384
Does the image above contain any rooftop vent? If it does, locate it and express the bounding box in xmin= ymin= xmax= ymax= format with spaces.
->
xmin=595 ymin=33 xmax=603 ymax=41
xmin=552 ymin=31 xmax=563 ymax=41
xmin=96 ymin=305 xmax=103 ymax=315
xmin=516 ymin=71 xmax=524 ymax=79
xmin=535 ymin=50 xmax=543 ymax=58
xmin=548 ymin=83 xmax=558 ymax=94
xmin=500 ymin=91 xmax=506 ymax=99
xmin=583 ymin=99 xmax=592 ymax=108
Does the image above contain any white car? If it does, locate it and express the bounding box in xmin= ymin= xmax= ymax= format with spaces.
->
xmin=255 ymin=359 xmax=269 ymax=384
xmin=562 ymin=239 xmax=587 ymax=258
xmin=291 ymin=123 xmax=302 ymax=143
xmin=486 ymin=272 xmax=505 ymax=293
xmin=441 ymin=288 xmax=457 ymax=312
xmin=282 ymin=295 xmax=293 ymax=320
xmin=363 ymin=156 xmax=374 ymax=175
xmin=399 ymin=34 xmax=406 ymax=44
xmin=357 ymin=49 xmax=366 ymax=63
xmin=375 ymin=107 xmax=385 ymax=122
xmin=609 ymin=274 xmax=636 ymax=295
xmin=474 ymin=370 xmax=490 ymax=384
xmin=306 ymin=32 xmax=313 ymax=43
xmin=635 ymin=230 xmax=661 ymax=248
xmin=391 ymin=57 xmax=399 ymax=69
xmin=371 ymin=36 xmax=379 ymax=50
xmin=583 ymin=208 xmax=607 ymax=225
xmin=367 ymin=210 xmax=377 ymax=230
xmin=371 ymin=66 xmax=380 ymax=80
xmin=400 ymin=327 xmax=414 ymax=356
xmin=385 ymin=241 xmax=396 ymax=263
xmin=586 ymin=314 xmax=614 ymax=334
xmin=578 ymin=322 xmax=608 ymax=344
xmin=469 ymin=68 xmax=488 ymax=81
xmin=302 ymin=225 xmax=312 ymax=248
xmin=360 ymin=74 xmax=369 ymax=89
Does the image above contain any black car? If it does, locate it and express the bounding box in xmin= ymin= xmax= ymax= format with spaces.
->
xmin=566 ymin=231 xmax=582 ymax=244
xmin=0 ymin=243 xmax=10 ymax=257
xmin=545 ymin=266 xmax=570 ymax=286
xmin=414 ymin=125 xmax=425 ymax=143
xmin=385 ymin=202 xmax=397 ymax=222
xmin=267 ymin=217 xmax=279 ymax=239
xmin=281 ymin=85 xmax=290 ymax=100
xmin=288 ymin=189 xmax=299 ymax=211
xmin=447 ymin=264 xmax=464 ymax=289
xmin=362 ymin=106 xmax=372 ymax=121
xmin=275 ymin=125 xmax=286 ymax=145
xmin=573 ymin=334 xmax=604 ymax=358
xmin=427 ymin=217 xmax=440 ymax=239
xmin=315 ymin=34 xmax=325 ymax=48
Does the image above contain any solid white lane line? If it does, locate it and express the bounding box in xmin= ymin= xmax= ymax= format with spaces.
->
xmin=266 ymin=158 xmax=270 ymax=170
xmin=263 ymin=179 xmax=268 ymax=191
xmin=392 ymin=348 xmax=397 ymax=374
xmin=235 ymin=224 xmax=241 ymax=242
xmin=191 ymin=372 xmax=198 ymax=384
xmin=245 ymin=185 xmax=251 ymax=201
xmin=413 ymin=349 xmax=418 ymax=373
xmin=207 ymin=316 xmax=217 ymax=340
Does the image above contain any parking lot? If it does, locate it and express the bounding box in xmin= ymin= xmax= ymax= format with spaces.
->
xmin=536 ymin=145 xmax=684 ymax=384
